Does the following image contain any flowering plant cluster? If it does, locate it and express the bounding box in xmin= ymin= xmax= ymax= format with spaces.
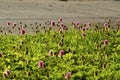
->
xmin=0 ymin=19 xmax=120 ymax=79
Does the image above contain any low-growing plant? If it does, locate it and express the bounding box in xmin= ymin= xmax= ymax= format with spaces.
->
xmin=0 ymin=19 xmax=120 ymax=79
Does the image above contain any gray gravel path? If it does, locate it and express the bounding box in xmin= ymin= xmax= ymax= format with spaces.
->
xmin=0 ymin=0 xmax=120 ymax=34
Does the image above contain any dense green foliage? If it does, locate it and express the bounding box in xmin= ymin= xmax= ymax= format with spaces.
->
xmin=0 ymin=20 xmax=120 ymax=80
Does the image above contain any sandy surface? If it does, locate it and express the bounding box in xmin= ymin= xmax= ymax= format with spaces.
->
xmin=0 ymin=0 xmax=120 ymax=27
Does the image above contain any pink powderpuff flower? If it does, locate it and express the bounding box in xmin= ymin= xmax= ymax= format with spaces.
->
xmin=63 ymin=26 xmax=68 ymax=31
xmin=58 ymin=18 xmax=63 ymax=22
xmin=60 ymin=23 xmax=64 ymax=28
xmin=104 ymin=22 xmax=108 ymax=27
xmin=6 ymin=22 xmax=10 ymax=26
xmin=50 ymin=20 xmax=55 ymax=26
xmin=82 ymin=27 xmax=86 ymax=31
xmin=20 ymin=28 xmax=25 ymax=35
xmin=65 ymin=72 xmax=71 ymax=80
xmin=59 ymin=50 xmax=64 ymax=56
xmin=4 ymin=70 xmax=10 ymax=77
xmin=13 ymin=22 xmax=17 ymax=27
xmin=75 ymin=22 xmax=80 ymax=26
xmin=38 ymin=61 xmax=44 ymax=68
xmin=104 ymin=39 xmax=108 ymax=45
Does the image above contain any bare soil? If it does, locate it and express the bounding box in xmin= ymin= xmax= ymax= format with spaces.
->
xmin=0 ymin=0 xmax=120 ymax=27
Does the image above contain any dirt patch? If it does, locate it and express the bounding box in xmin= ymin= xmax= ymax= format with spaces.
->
xmin=0 ymin=0 xmax=119 ymax=25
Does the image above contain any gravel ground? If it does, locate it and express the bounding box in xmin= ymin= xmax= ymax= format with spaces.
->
xmin=0 ymin=0 xmax=120 ymax=34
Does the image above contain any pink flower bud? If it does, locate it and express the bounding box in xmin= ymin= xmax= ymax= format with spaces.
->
xmin=38 ymin=61 xmax=44 ymax=68
xmin=75 ymin=22 xmax=80 ymax=26
xmin=82 ymin=27 xmax=86 ymax=31
xmin=65 ymin=72 xmax=71 ymax=80
xmin=59 ymin=50 xmax=64 ymax=56
xmin=104 ymin=39 xmax=108 ymax=45
xmin=104 ymin=23 xmax=108 ymax=27
xmin=50 ymin=20 xmax=55 ymax=26
xmin=20 ymin=28 xmax=25 ymax=35
xmin=63 ymin=26 xmax=68 ymax=31
xmin=13 ymin=22 xmax=17 ymax=27
xmin=4 ymin=70 xmax=10 ymax=77
xmin=60 ymin=23 xmax=64 ymax=28
xmin=6 ymin=22 xmax=10 ymax=26
xmin=58 ymin=18 xmax=63 ymax=22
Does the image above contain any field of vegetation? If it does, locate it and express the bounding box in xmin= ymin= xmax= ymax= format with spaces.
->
xmin=0 ymin=18 xmax=120 ymax=79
